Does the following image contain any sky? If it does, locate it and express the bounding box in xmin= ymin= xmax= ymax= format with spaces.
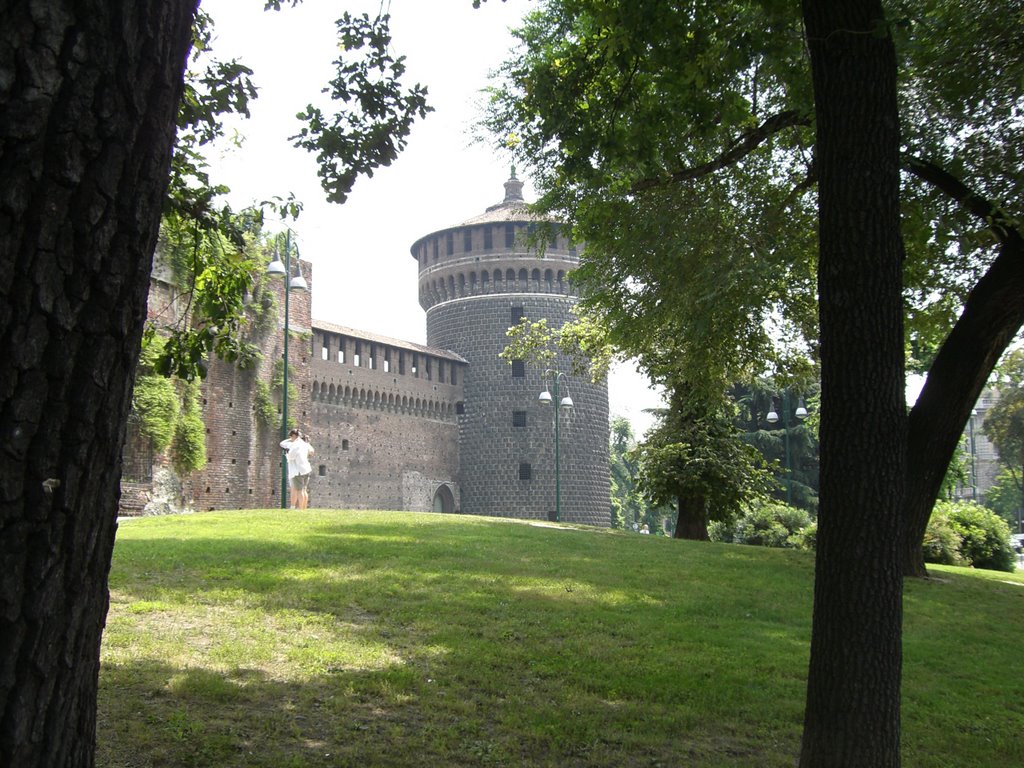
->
xmin=199 ymin=0 xmax=665 ymax=436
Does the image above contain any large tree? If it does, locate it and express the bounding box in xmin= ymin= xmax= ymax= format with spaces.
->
xmin=486 ymin=0 xmax=1024 ymax=581
xmin=0 ymin=3 xmax=428 ymax=765
xmin=482 ymin=0 xmax=1021 ymax=762
xmin=0 ymin=4 xmax=198 ymax=765
xmin=800 ymin=2 xmax=905 ymax=763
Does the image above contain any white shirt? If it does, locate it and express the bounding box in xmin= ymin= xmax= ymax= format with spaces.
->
xmin=280 ymin=437 xmax=314 ymax=478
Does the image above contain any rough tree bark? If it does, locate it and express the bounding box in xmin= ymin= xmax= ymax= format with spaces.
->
xmin=0 ymin=3 xmax=197 ymax=766
xmin=800 ymin=2 xmax=905 ymax=766
xmin=673 ymin=493 xmax=709 ymax=540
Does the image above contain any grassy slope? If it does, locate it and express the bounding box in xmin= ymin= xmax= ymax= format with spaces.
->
xmin=98 ymin=510 xmax=1024 ymax=767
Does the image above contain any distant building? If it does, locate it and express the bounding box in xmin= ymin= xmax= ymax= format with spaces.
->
xmin=121 ymin=176 xmax=611 ymax=525
xmin=952 ymin=388 xmax=1002 ymax=504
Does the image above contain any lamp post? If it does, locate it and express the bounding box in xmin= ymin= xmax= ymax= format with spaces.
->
xmin=266 ymin=230 xmax=308 ymax=508
xmin=538 ymin=370 xmax=573 ymax=522
xmin=766 ymin=390 xmax=807 ymax=506
xmin=968 ymin=408 xmax=978 ymax=500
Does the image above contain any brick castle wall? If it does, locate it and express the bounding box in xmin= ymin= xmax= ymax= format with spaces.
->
xmin=307 ymin=321 xmax=464 ymax=511
xmin=189 ymin=259 xmax=313 ymax=511
xmin=123 ymin=177 xmax=610 ymax=525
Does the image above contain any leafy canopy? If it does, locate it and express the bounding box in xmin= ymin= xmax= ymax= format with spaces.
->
xmin=484 ymin=0 xmax=1023 ymax=395
xmin=152 ymin=3 xmax=432 ymax=379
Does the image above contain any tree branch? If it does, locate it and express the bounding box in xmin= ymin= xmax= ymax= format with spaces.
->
xmin=632 ymin=109 xmax=811 ymax=192
xmin=903 ymin=154 xmax=1017 ymax=243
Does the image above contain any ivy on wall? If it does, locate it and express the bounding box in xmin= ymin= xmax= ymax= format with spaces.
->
xmin=253 ymin=380 xmax=278 ymax=430
xmin=171 ymin=380 xmax=207 ymax=475
xmin=133 ymin=338 xmax=180 ymax=454
xmin=132 ymin=338 xmax=208 ymax=475
xmin=133 ymin=375 xmax=179 ymax=454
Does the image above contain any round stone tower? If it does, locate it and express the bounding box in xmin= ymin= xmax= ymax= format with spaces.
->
xmin=411 ymin=174 xmax=610 ymax=526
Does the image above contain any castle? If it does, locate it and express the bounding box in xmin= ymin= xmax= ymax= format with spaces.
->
xmin=122 ymin=176 xmax=611 ymax=526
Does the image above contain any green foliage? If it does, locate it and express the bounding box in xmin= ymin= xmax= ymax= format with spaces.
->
xmin=983 ymin=467 xmax=1023 ymax=529
xmin=937 ymin=434 xmax=971 ymax=500
xmin=154 ymin=7 xmax=282 ymax=382
xmin=171 ymin=381 xmax=207 ymax=476
xmin=253 ymin=380 xmax=278 ymax=430
xmin=608 ymin=416 xmax=644 ymax=529
xmin=634 ymin=386 xmax=774 ymax=524
xmin=132 ymin=337 xmax=207 ymax=473
xmin=922 ymin=505 xmax=964 ymax=566
xmin=291 ymin=12 xmax=432 ymax=204
xmin=155 ymin=5 xmax=431 ymax=380
xmin=793 ymin=519 xmax=817 ymax=551
xmin=983 ymin=348 xmax=1024 ymax=476
xmin=732 ymin=380 xmax=820 ymax=512
xmin=132 ymin=336 xmax=180 ymax=453
xmin=167 ymin=9 xmax=256 ymax=233
xmin=938 ymin=501 xmax=1015 ymax=572
xmin=501 ymin=312 xmax=611 ymax=381
xmin=716 ymin=500 xmax=812 ymax=549
xmin=132 ymin=375 xmax=180 ymax=454
xmin=153 ymin=214 xmax=264 ymax=380
xmin=486 ymin=0 xmax=1024 ymax=396
xmin=898 ymin=0 xmax=1024 ymax=363
xmin=485 ymin=3 xmax=1024 ymax=576
xmin=247 ymin=274 xmax=279 ymax=339
xmin=486 ymin=0 xmax=818 ymax=404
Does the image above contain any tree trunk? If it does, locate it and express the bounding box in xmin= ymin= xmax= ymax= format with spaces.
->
xmin=0 ymin=3 xmax=196 ymax=766
xmin=673 ymin=493 xmax=709 ymax=540
xmin=800 ymin=2 xmax=905 ymax=766
xmin=900 ymin=175 xmax=1024 ymax=575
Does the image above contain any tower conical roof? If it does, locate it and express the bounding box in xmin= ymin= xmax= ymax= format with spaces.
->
xmin=458 ymin=171 xmax=538 ymax=225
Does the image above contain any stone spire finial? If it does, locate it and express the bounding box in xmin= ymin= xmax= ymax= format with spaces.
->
xmin=503 ymin=172 xmax=524 ymax=204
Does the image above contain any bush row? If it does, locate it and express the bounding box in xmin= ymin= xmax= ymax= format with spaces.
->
xmin=710 ymin=499 xmax=1015 ymax=573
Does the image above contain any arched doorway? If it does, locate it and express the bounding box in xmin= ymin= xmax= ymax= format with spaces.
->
xmin=431 ymin=484 xmax=455 ymax=513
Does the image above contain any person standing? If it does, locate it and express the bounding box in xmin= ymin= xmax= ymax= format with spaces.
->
xmin=279 ymin=429 xmax=315 ymax=509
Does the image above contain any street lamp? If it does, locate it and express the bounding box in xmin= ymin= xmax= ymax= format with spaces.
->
xmin=538 ymin=370 xmax=574 ymax=522
xmin=766 ymin=390 xmax=807 ymax=506
xmin=266 ymin=230 xmax=308 ymax=508
xmin=968 ymin=408 xmax=978 ymax=500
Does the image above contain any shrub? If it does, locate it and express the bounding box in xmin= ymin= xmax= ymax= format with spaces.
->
xmin=937 ymin=501 xmax=1015 ymax=572
xmin=922 ymin=505 xmax=964 ymax=566
xmin=792 ymin=519 xmax=817 ymax=551
xmin=728 ymin=500 xmax=812 ymax=549
xmin=983 ymin=468 xmax=1024 ymax=529
xmin=708 ymin=518 xmax=735 ymax=543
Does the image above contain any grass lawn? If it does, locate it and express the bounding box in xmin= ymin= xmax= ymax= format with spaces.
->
xmin=98 ymin=509 xmax=1024 ymax=767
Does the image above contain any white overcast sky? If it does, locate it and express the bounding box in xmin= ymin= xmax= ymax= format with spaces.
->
xmin=198 ymin=0 xmax=665 ymax=435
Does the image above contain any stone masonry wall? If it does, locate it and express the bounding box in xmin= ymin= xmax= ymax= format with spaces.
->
xmin=413 ymin=176 xmax=610 ymax=527
xmin=428 ymin=295 xmax=610 ymax=526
